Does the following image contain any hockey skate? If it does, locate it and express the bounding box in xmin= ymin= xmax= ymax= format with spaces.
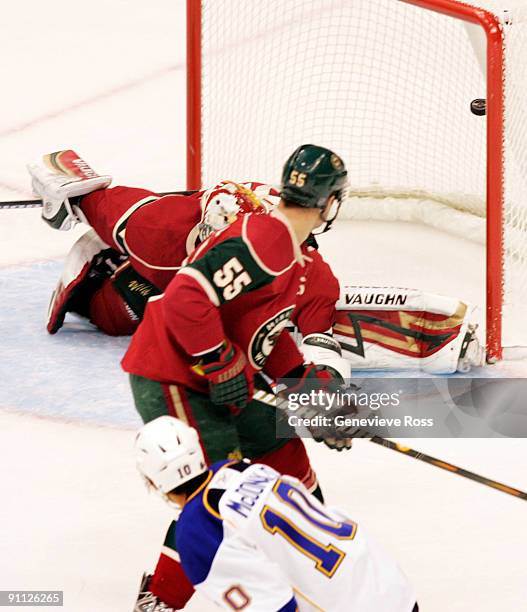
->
xmin=27 ymin=149 xmax=112 ymax=230
xmin=133 ymin=574 xmax=175 ymax=612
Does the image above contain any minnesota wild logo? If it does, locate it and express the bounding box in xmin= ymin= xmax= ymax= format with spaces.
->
xmin=249 ymin=307 xmax=294 ymax=368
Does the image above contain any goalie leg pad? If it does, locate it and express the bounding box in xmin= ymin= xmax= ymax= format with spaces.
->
xmin=334 ymin=286 xmax=484 ymax=374
xmin=46 ymin=230 xmax=126 ymax=333
xmin=88 ymin=275 xmax=141 ymax=336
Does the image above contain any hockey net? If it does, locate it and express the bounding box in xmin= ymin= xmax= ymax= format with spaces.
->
xmin=187 ymin=0 xmax=527 ymax=360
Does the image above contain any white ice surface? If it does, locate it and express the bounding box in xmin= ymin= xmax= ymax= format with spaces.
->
xmin=1 ymin=411 xmax=526 ymax=612
xmin=1 ymin=2 xmax=526 ymax=611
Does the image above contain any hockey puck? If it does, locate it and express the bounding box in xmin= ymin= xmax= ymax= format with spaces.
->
xmin=471 ymin=98 xmax=486 ymax=116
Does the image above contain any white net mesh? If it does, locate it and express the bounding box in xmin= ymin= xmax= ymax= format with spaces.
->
xmin=198 ymin=0 xmax=527 ymax=350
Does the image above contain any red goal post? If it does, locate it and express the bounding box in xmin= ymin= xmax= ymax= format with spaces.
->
xmin=399 ymin=6 xmax=504 ymax=362
xmin=186 ymin=0 xmax=527 ymax=362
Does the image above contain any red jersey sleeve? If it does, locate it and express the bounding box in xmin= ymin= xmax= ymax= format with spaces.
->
xmin=80 ymin=187 xmax=201 ymax=289
xmin=149 ymin=551 xmax=195 ymax=609
xmin=80 ymin=186 xmax=159 ymax=249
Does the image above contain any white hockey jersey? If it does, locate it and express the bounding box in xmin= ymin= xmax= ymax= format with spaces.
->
xmin=176 ymin=460 xmax=416 ymax=612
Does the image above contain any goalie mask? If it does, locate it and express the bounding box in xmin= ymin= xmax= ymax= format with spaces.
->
xmin=198 ymin=181 xmax=275 ymax=242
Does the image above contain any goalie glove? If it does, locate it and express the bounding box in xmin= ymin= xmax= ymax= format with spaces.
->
xmin=27 ymin=149 xmax=112 ymax=230
xmin=192 ymin=340 xmax=254 ymax=413
xmin=300 ymin=332 xmax=351 ymax=384
xmin=133 ymin=574 xmax=175 ymax=612
xmin=279 ymin=364 xmax=357 ymax=451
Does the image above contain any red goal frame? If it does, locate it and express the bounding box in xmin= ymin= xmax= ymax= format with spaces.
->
xmin=186 ymin=0 xmax=505 ymax=361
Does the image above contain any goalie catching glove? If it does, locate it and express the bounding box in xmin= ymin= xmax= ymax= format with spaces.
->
xmin=192 ymin=340 xmax=253 ymax=413
xmin=27 ymin=149 xmax=112 ymax=230
xmin=279 ymin=364 xmax=357 ymax=451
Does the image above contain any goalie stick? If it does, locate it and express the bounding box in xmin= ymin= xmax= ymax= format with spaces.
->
xmin=253 ymin=389 xmax=527 ymax=501
xmin=2 ymin=178 xmax=280 ymax=211
xmin=0 ymin=183 xmax=354 ymax=210
xmin=0 ymin=190 xmax=199 ymax=210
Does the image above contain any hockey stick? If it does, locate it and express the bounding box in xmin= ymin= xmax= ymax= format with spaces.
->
xmin=0 ymin=190 xmax=199 ymax=210
xmin=369 ymin=437 xmax=527 ymax=500
xmin=253 ymin=389 xmax=527 ymax=501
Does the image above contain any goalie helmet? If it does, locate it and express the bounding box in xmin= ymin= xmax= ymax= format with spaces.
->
xmin=198 ymin=181 xmax=274 ymax=241
xmin=134 ymin=416 xmax=207 ymax=495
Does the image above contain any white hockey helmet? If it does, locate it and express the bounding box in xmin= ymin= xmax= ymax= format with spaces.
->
xmin=134 ymin=416 xmax=207 ymax=494
xmin=198 ymin=181 xmax=276 ymax=241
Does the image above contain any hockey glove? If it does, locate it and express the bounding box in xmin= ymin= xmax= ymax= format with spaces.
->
xmin=280 ymin=364 xmax=357 ymax=451
xmin=300 ymin=333 xmax=351 ymax=384
xmin=193 ymin=341 xmax=253 ymax=413
xmin=281 ymin=362 xmax=345 ymax=395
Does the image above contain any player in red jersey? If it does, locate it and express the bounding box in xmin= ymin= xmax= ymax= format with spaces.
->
xmin=30 ymin=151 xmax=341 ymax=350
xmin=29 ymin=145 xmax=350 ymax=461
xmin=118 ymin=142 xmax=351 ymax=481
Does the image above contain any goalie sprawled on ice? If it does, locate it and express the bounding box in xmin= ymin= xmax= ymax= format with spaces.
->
xmin=28 ymin=149 xmax=483 ymax=374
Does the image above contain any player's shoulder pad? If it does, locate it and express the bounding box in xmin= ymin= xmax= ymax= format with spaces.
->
xmin=219 ymin=463 xmax=279 ymax=525
xmin=242 ymin=210 xmax=304 ymax=276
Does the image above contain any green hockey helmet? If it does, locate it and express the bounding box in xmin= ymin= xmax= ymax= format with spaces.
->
xmin=280 ymin=144 xmax=348 ymax=209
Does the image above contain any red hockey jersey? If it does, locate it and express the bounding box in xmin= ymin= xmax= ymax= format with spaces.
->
xmin=122 ymin=210 xmax=310 ymax=391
